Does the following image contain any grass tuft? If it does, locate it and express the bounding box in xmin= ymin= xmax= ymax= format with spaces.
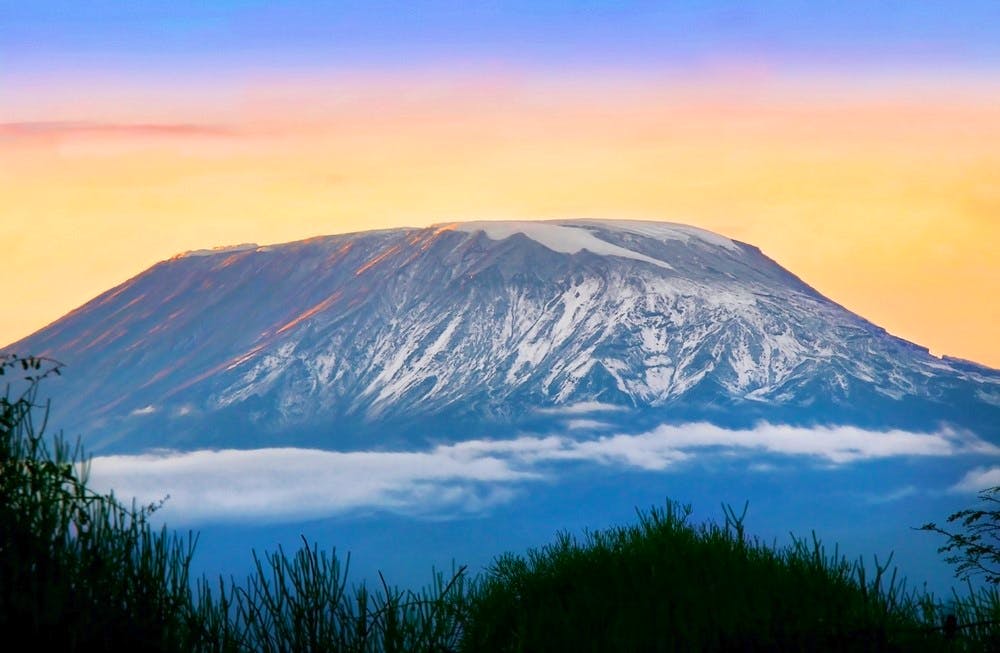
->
xmin=460 ymin=502 xmax=1000 ymax=651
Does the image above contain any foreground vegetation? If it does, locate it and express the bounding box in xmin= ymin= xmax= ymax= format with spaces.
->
xmin=464 ymin=504 xmax=1000 ymax=651
xmin=2 ymin=354 xmax=998 ymax=651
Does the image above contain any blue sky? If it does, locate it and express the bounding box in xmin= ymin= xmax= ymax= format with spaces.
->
xmin=4 ymin=1 xmax=999 ymax=78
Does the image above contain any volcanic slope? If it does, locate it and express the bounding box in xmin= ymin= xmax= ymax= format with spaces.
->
xmin=8 ymin=220 xmax=998 ymax=452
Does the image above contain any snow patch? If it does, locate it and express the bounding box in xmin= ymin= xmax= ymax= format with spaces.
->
xmin=566 ymin=219 xmax=741 ymax=252
xmin=453 ymin=221 xmax=673 ymax=270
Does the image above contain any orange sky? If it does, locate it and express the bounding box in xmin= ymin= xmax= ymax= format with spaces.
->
xmin=2 ymin=74 xmax=998 ymax=367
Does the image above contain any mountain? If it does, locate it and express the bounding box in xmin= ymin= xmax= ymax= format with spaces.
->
xmin=6 ymin=219 xmax=998 ymax=453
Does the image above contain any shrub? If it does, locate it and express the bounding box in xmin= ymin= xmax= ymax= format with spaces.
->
xmin=920 ymin=486 xmax=1000 ymax=586
xmin=460 ymin=501 xmax=972 ymax=652
xmin=0 ymin=354 xmax=201 ymax=651
xmin=196 ymin=542 xmax=470 ymax=652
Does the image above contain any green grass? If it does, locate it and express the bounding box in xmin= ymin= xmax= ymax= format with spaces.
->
xmin=461 ymin=502 xmax=1000 ymax=651
xmin=188 ymin=541 xmax=471 ymax=652
xmin=3 ymin=353 xmax=999 ymax=651
xmin=0 ymin=357 xmax=198 ymax=650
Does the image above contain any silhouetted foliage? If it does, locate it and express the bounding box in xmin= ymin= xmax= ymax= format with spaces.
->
xmin=461 ymin=501 xmax=1000 ymax=652
xmin=920 ymin=486 xmax=1000 ymax=585
xmin=0 ymin=354 xmax=199 ymax=650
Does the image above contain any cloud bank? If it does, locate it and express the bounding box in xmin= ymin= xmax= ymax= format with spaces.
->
xmin=86 ymin=422 xmax=997 ymax=524
xmin=950 ymin=466 xmax=1000 ymax=494
xmin=88 ymin=447 xmax=532 ymax=523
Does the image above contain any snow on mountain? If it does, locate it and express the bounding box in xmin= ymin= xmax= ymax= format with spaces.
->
xmin=454 ymin=219 xmax=741 ymax=254
xmin=6 ymin=219 xmax=998 ymax=453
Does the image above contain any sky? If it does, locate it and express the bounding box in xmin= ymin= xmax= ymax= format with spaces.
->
xmin=2 ymin=1 xmax=999 ymax=367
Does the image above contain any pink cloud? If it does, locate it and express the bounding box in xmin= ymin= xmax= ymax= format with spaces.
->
xmin=0 ymin=121 xmax=235 ymax=141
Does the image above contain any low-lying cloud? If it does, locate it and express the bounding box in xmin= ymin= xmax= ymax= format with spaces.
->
xmin=88 ymin=447 xmax=532 ymax=524
xmin=950 ymin=466 xmax=1000 ymax=494
xmin=533 ymin=401 xmax=628 ymax=415
xmin=87 ymin=422 xmax=997 ymax=524
xmin=444 ymin=423 xmax=995 ymax=468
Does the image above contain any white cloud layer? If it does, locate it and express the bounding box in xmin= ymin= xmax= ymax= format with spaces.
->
xmin=86 ymin=422 xmax=998 ymax=524
xmin=533 ymin=401 xmax=628 ymax=415
xmin=444 ymin=423 xmax=996 ymax=468
xmin=87 ymin=447 xmax=532 ymax=523
xmin=950 ymin=466 xmax=1000 ymax=494
xmin=565 ymin=418 xmax=614 ymax=431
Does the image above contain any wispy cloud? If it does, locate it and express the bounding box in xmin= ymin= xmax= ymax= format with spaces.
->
xmin=565 ymin=419 xmax=614 ymax=431
xmin=88 ymin=447 xmax=534 ymax=524
xmin=608 ymin=423 xmax=998 ymax=465
xmin=950 ymin=466 xmax=1000 ymax=494
xmin=864 ymin=485 xmax=919 ymax=504
xmin=447 ymin=423 xmax=995 ymax=469
xmin=87 ymin=423 xmax=997 ymax=524
xmin=534 ymin=401 xmax=628 ymax=416
xmin=0 ymin=121 xmax=235 ymax=140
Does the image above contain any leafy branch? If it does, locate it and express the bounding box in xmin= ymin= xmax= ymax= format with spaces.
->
xmin=918 ymin=486 xmax=1000 ymax=585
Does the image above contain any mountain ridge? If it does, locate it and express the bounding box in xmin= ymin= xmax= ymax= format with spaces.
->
xmin=6 ymin=219 xmax=998 ymax=453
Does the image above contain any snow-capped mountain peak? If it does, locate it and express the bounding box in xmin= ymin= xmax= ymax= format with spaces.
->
xmin=6 ymin=219 xmax=997 ymax=452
